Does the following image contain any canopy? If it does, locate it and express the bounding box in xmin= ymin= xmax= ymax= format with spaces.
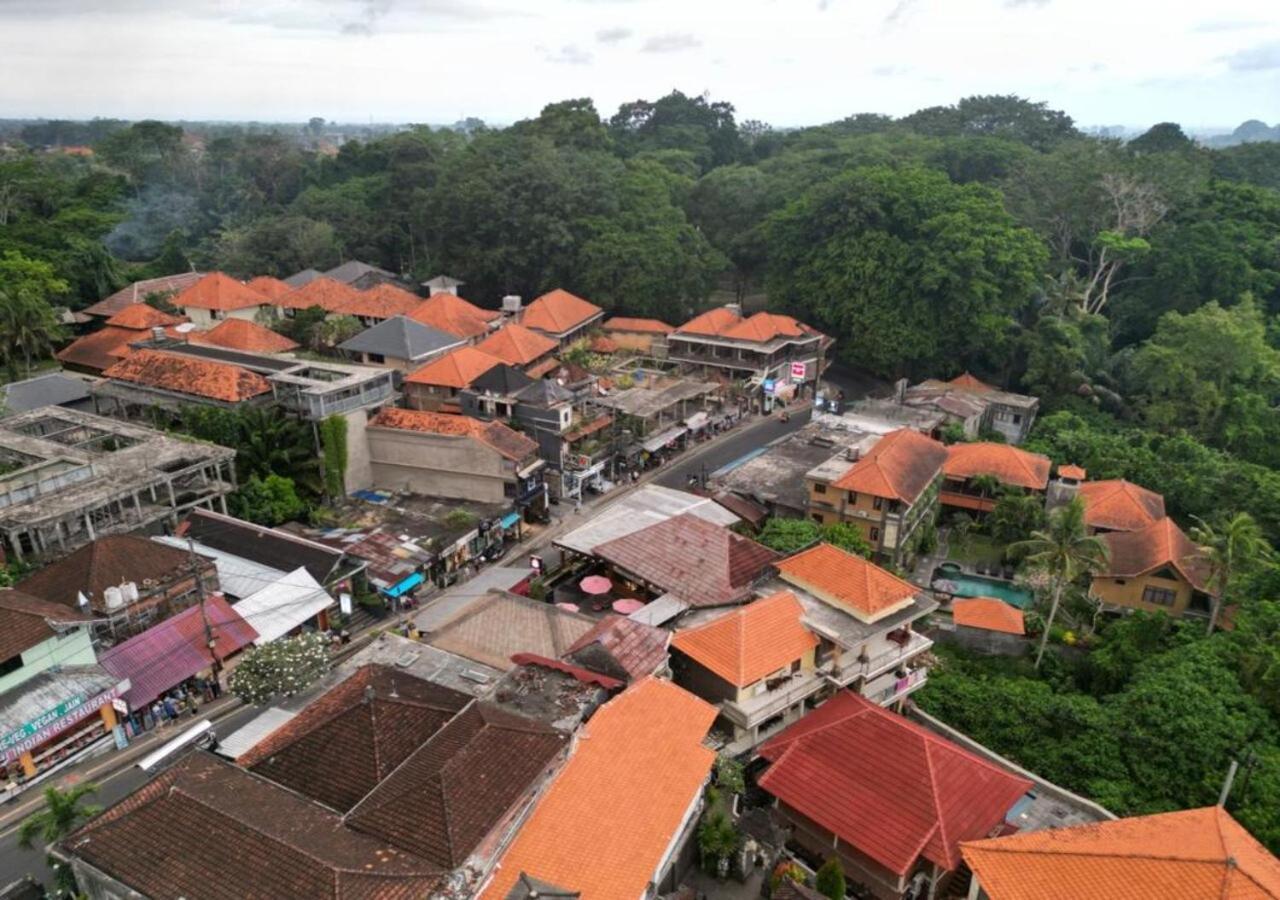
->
xmin=500 ymin=511 xmax=521 ymax=529
xmin=579 ymin=575 xmax=612 ymax=595
xmin=684 ymin=411 xmax=709 ymax=431
xmin=234 ymin=567 xmax=334 ymax=645
xmin=642 ymin=426 xmax=687 ymax=453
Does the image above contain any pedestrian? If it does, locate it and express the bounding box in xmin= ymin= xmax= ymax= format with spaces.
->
xmin=163 ymin=696 xmax=177 ymax=720
xmin=210 ymin=677 xmax=222 ymax=699
xmin=188 ymin=695 xmax=200 ymax=718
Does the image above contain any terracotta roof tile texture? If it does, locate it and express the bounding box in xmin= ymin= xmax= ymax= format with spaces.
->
xmin=476 ymin=323 xmax=558 ymax=366
xmin=1057 ymin=464 xmax=1087 ymax=480
xmin=480 ymin=678 xmax=717 ymax=900
xmin=672 ymin=590 xmax=817 ymax=687
xmin=944 ymin=443 xmax=1052 ymax=491
xmin=102 ymin=349 xmax=273 ymax=403
xmin=63 ymin=752 xmax=443 ymax=900
xmin=275 ymin=276 xmax=362 ymax=312
xmin=103 ymin=304 xmax=186 ymax=330
xmin=721 ymin=311 xmax=810 ymax=343
xmin=952 ymin=598 xmax=1025 ymax=635
xmin=588 ymin=335 xmax=619 ymax=353
xmin=603 ymin=316 xmax=674 ymax=334
xmin=831 ymin=428 xmax=948 ymax=503
xmin=948 ymin=371 xmax=996 ymax=393
xmin=243 ymin=275 xmax=294 ymax=300
xmin=1099 ymin=517 xmax=1211 ymax=592
xmin=84 ymin=272 xmax=204 ymax=317
xmin=1079 ymin=479 xmax=1166 ymax=532
xmin=404 ymin=346 xmax=503 ymax=388
xmin=426 ymin=591 xmax=596 ymax=671
xmin=776 ymin=542 xmax=919 ymax=622
xmin=759 ymin=691 xmax=1032 ymax=876
xmin=677 ymin=306 xmax=742 ymax=336
xmin=337 ymin=283 xmax=424 ymax=320
xmin=594 ymin=512 xmax=781 ymax=608
xmin=0 ymin=593 xmax=63 ymax=660
xmin=960 ymin=806 xmax=1280 ymax=900
xmin=563 ymin=614 xmax=669 ymax=682
xmin=190 ymin=318 xmax=299 ymax=354
xmin=408 ymin=292 xmax=495 ymax=338
xmin=17 ymin=535 xmax=208 ymax=613
xmin=240 ymin=665 xmax=471 ymax=813
xmin=171 ymin=272 xmax=268 ymax=311
xmin=346 ymin=702 xmax=568 ymax=867
xmin=520 ymin=289 xmax=602 ymax=336
xmin=56 ymin=326 xmax=143 ymax=372
xmin=369 ymin=408 xmax=537 ymax=461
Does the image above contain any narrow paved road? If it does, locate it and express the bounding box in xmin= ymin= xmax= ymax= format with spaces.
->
xmin=654 ymin=406 xmax=813 ymax=490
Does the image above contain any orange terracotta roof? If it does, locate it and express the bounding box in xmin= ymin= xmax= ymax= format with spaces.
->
xmin=961 ymin=806 xmax=1280 ymax=900
xmin=722 ymin=311 xmax=810 ymax=343
xmin=589 ymin=335 xmax=619 ymax=353
xmin=776 ymin=542 xmax=919 ymax=622
xmin=102 ymin=350 xmax=272 ymax=403
xmin=170 ymin=272 xmax=269 ymax=312
xmin=603 ymin=316 xmax=673 ymax=334
xmin=56 ymin=327 xmax=144 ymax=372
xmin=520 ymin=289 xmax=603 ymax=336
xmin=274 ymin=277 xmax=360 ymax=313
xmin=407 ymin=292 xmax=493 ymax=339
xmin=243 ymin=276 xmax=293 ymax=300
xmin=336 ymin=283 xmax=423 ymax=321
xmin=952 ymin=598 xmax=1025 ymax=635
xmin=677 ymin=306 xmax=742 ymax=336
xmin=949 ymin=371 xmax=995 ymax=393
xmin=190 ymin=318 xmax=299 ymax=354
xmin=404 ymin=346 xmax=503 ymax=389
xmin=475 ymin=323 xmax=557 ymax=366
xmin=84 ymin=272 xmax=204 ymax=318
xmin=672 ymin=590 xmax=817 ymax=687
xmin=368 ymin=408 xmax=536 ymax=461
xmin=1079 ymin=479 xmax=1166 ymax=532
xmin=524 ymin=357 xmax=560 ymax=379
xmin=1098 ymin=517 xmax=1211 ymax=592
xmin=1057 ymin=464 xmax=1087 ymax=480
xmin=104 ymin=305 xmax=186 ymax=330
xmin=479 ymin=678 xmax=717 ymax=900
xmin=831 ymin=428 xmax=948 ymax=503
xmin=944 ymin=443 xmax=1051 ymax=491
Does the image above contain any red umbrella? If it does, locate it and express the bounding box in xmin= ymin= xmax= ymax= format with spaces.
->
xmin=612 ymin=598 xmax=645 ymax=615
xmin=579 ymin=575 xmax=613 ymax=595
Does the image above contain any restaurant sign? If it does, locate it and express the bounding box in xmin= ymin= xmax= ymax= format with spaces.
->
xmin=1 ymin=680 xmax=130 ymax=763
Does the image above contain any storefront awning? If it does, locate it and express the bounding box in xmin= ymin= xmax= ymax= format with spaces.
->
xmin=642 ymin=426 xmax=687 ymax=453
xmin=233 ymin=568 xmax=334 ymax=646
xmin=382 ymin=571 xmax=425 ymax=599
xmin=684 ymin=411 xmax=710 ymax=431
xmin=500 ymin=511 xmax=521 ymax=529
xmin=0 ymin=667 xmax=129 ymax=764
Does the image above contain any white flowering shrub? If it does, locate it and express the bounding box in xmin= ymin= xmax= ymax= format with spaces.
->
xmin=228 ymin=632 xmax=331 ymax=706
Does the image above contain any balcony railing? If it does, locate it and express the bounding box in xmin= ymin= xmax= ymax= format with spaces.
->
xmin=721 ymin=670 xmax=826 ymax=729
xmin=831 ymin=632 xmax=933 ymax=685
xmin=868 ymin=668 xmax=928 ymax=706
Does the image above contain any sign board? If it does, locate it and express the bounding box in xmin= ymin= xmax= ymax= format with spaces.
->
xmin=791 ymin=361 xmax=807 ymax=382
xmin=530 ymin=555 xmax=543 ymax=573
xmin=339 ymin=592 xmax=353 ymax=616
xmin=1 ymin=681 xmax=130 ymax=763
xmin=762 ymin=378 xmax=777 ymax=395
xmin=112 ymin=698 xmax=128 ymax=714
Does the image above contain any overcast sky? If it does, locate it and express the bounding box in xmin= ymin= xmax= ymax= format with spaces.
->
xmin=0 ymin=0 xmax=1276 ymax=130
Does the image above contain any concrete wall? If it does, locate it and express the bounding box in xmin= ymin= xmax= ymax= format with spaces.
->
xmin=0 ymin=628 xmax=96 ymax=695
xmin=403 ymin=382 xmax=458 ymax=411
xmin=180 ymin=306 xmax=263 ymax=329
xmin=1091 ymin=570 xmax=1196 ymax=617
xmin=933 ymin=623 xmax=1029 ymax=657
xmin=366 ymin=427 xmax=510 ymax=503
xmin=340 ymin=408 xmax=373 ymax=493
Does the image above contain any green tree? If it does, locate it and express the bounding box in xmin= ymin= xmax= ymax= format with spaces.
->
xmin=814 ymin=858 xmax=846 ymax=900
xmin=0 ymin=250 xmax=69 ymax=377
xmin=820 ymin=522 xmax=874 ymax=559
xmin=758 ymin=518 xmax=821 ymax=555
xmin=228 ymin=632 xmax=331 ymax=705
xmin=18 ymin=782 xmax=101 ymax=896
xmin=1127 ymin=123 xmax=1194 ymax=156
xmin=767 ymin=165 xmax=1045 ymax=378
xmin=230 ymin=474 xmax=307 ymax=526
xmin=1190 ymin=513 xmax=1274 ymax=636
xmin=213 ymin=214 xmax=340 ymax=277
xmin=1010 ymin=497 xmax=1109 ymax=668
xmin=899 ymin=94 xmax=1080 ymax=151
xmin=988 ymin=489 xmax=1047 ymax=546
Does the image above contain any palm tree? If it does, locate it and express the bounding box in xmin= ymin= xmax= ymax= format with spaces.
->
xmin=970 ymin=474 xmax=1002 ymax=499
xmin=1190 ymin=512 xmax=1274 ymax=636
xmin=1011 ymin=497 xmax=1109 ymax=668
xmin=0 ymin=289 xmax=66 ymax=378
xmin=234 ymin=407 xmax=321 ymax=494
xmin=18 ymin=783 xmax=101 ymax=851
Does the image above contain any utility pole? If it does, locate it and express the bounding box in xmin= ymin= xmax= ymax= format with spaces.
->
xmin=1218 ymin=758 xmax=1240 ymax=807
xmin=187 ymin=537 xmax=222 ymax=687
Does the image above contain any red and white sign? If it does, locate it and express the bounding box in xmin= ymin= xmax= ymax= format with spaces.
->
xmin=790 ymin=361 xmax=808 ymax=382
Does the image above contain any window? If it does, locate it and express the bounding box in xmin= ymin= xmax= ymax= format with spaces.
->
xmin=810 ymin=513 xmax=823 ymax=524
xmin=503 ymin=482 xmax=516 ymax=498
xmin=847 ymin=491 xmax=857 ymax=505
xmin=366 ymin=353 xmax=385 ymax=364
xmin=211 ymin=309 xmax=225 ymax=321
xmin=1012 ymin=413 xmax=1023 ymax=424
xmin=813 ymin=483 xmax=826 ymax=494
xmin=0 ymin=654 xmax=20 ymax=677
xmin=870 ymin=527 xmax=881 ymax=542
xmin=1142 ymin=586 xmax=1177 ymax=607
xmin=873 ymin=496 xmax=884 ymax=511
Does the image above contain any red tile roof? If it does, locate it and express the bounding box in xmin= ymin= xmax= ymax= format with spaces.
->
xmin=64 ymin=752 xmax=443 ymax=900
xmin=345 ymin=701 xmax=568 ymax=867
xmin=603 ymin=316 xmax=674 ymax=334
xmin=476 ymin=323 xmax=557 ymax=366
xmin=563 ymin=614 xmax=670 ymax=682
xmin=588 ymin=335 xmax=619 ymax=353
xmin=722 ymin=311 xmax=812 ymax=343
xmin=948 ymin=371 xmax=996 ymax=393
xmin=56 ymin=326 xmax=144 ymax=372
xmin=1057 ymin=464 xmax=1087 ymax=481
xmin=408 ymin=292 xmax=496 ymax=338
xmin=672 ymin=590 xmax=817 ymax=687
xmin=368 ymin=408 xmax=537 ymax=461
xmin=594 ymin=512 xmax=780 ymax=608
xmin=961 ymin=806 xmax=1280 ymax=900
xmin=952 ymin=598 xmax=1025 ymax=635
xmin=524 ymin=356 xmax=561 ymax=379
xmin=190 ymin=318 xmax=299 ymax=354
xmin=677 ymin=306 xmax=742 ymax=336
xmin=102 ymin=349 xmax=273 ymax=403
xmin=520 ymin=289 xmax=602 ymax=336
xmin=275 ymin=276 xmax=361 ymax=312
xmin=480 ymin=678 xmax=717 ymax=900
xmin=97 ymin=594 xmax=257 ymax=708
xmin=337 ymin=283 xmax=424 ymax=321
xmin=776 ymin=542 xmax=920 ymax=622
xmin=1098 ymin=517 xmax=1211 ymax=592
xmin=759 ymin=691 xmax=1032 ymax=876
xmin=1078 ymin=479 xmax=1166 ymax=532
xmin=239 ymin=664 xmax=471 ymax=812
xmin=103 ymin=304 xmax=186 ymax=330
xmin=84 ymin=272 xmax=205 ymax=318
xmin=0 ymin=589 xmax=89 ymax=661
xmin=404 ymin=346 xmax=503 ymax=389
xmin=243 ymin=275 xmax=294 ymax=300
xmin=831 ymin=428 xmax=948 ymax=503
xmin=563 ymin=413 xmax=612 ymax=443
xmin=170 ymin=272 xmax=269 ymax=311
xmin=944 ymin=443 xmax=1052 ymax=491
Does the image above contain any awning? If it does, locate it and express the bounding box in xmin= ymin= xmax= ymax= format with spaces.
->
xmin=0 ymin=667 xmax=129 ymax=764
xmin=642 ymin=426 xmax=687 ymax=453
xmin=382 ymin=571 xmax=425 ymax=598
xmin=232 ymin=568 xmax=334 ymax=646
xmin=215 ymin=707 xmax=297 ymax=760
xmin=500 ymin=511 xmax=521 ymax=529
xmin=626 ymin=593 xmax=689 ymax=626
xmin=684 ymin=411 xmax=709 ymax=431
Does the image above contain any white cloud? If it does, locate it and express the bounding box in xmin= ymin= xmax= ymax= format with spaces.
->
xmin=639 ymin=32 xmax=701 ymax=53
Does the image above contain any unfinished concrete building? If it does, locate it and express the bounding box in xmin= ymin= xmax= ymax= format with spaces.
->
xmin=0 ymin=408 xmax=236 ymax=563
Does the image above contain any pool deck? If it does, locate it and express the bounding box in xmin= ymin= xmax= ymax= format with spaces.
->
xmin=911 ymin=530 xmax=1036 ymax=610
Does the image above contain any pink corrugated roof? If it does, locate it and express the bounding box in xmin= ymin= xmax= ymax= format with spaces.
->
xmin=98 ymin=595 xmax=257 ymax=709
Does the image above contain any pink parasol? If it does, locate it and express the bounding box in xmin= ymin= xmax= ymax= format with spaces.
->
xmin=579 ymin=575 xmax=613 ymax=595
xmin=556 ymin=602 xmax=581 ymax=612
xmin=612 ymin=598 xmax=645 ymax=615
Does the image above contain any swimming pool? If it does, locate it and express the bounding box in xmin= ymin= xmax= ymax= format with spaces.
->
xmin=933 ymin=567 xmax=1037 ymax=610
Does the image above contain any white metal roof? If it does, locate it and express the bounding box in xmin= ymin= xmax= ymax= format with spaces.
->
xmin=554 ymin=484 xmax=739 ymax=556
xmin=231 ymin=567 xmax=334 ymax=645
xmin=152 ymin=535 xmax=287 ymax=600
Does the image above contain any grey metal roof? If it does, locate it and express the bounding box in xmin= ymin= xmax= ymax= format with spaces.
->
xmin=338 ymin=315 xmax=464 ymax=361
xmin=514 ymin=378 xmax=573 ymax=406
xmin=1 ymin=372 xmax=91 ymax=414
xmin=554 ymin=484 xmax=739 ymax=556
xmin=469 ymin=363 xmax=535 ymax=396
xmin=323 ymin=260 xmax=395 ymax=284
xmin=283 ymin=268 xmax=322 ymax=288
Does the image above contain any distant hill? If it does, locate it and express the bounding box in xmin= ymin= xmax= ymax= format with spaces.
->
xmin=1205 ymin=119 xmax=1280 ymax=147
